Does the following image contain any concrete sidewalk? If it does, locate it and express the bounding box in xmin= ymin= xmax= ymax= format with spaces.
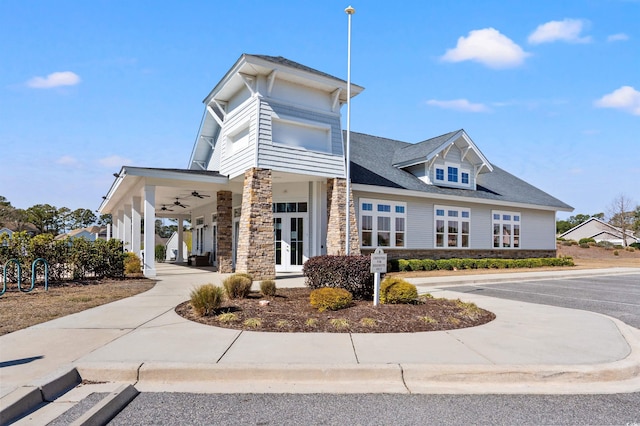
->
xmin=1 ymin=263 xmax=640 ymax=404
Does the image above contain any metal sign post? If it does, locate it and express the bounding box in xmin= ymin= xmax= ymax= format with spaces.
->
xmin=370 ymin=248 xmax=387 ymax=306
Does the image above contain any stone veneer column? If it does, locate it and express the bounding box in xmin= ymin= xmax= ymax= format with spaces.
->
xmin=235 ymin=168 xmax=275 ymax=280
xmin=216 ymin=190 xmax=233 ymax=273
xmin=326 ymin=178 xmax=360 ymax=255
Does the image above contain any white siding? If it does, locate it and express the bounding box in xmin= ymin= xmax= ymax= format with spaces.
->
xmin=219 ymin=98 xmax=258 ymax=178
xmin=354 ymin=191 xmax=558 ymax=250
xmin=256 ymin=99 xmax=345 ymax=177
xmin=430 ymin=146 xmax=477 ymax=189
xmin=269 ymin=79 xmax=332 ymax=111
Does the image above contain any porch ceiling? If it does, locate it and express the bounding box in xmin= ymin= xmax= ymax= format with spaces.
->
xmin=99 ymin=167 xmax=239 ymax=217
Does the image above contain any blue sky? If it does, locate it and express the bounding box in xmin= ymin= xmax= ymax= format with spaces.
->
xmin=1 ymin=0 xmax=638 ymax=219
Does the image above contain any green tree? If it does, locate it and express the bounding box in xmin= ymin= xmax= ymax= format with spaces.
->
xmin=25 ymin=204 xmax=60 ymax=235
xmin=0 ymin=196 xmax=15 ymax=227
xmin=68 ymin=208 xmax=98 ymax=229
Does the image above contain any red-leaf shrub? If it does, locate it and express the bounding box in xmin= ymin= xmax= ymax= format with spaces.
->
xmin=303 ymin=255 xmax=373 ymax=300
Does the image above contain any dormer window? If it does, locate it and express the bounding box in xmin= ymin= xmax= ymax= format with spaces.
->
xmin=461 ymin=172 xmax=469 ymax=184
xmin=447 ymin=166 xmax=458 ymax=183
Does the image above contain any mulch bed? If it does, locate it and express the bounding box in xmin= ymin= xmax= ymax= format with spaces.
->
xmin=175 ymin=287 xmax=495 ymax=333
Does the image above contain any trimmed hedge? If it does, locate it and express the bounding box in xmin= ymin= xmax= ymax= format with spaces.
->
xmin=396 ymin=256 xmax=574 ymax=272
xmin=303 ymin=255 xmax=373 ymax=300
xmin=0 ymin=231 xmax=125 ymax=282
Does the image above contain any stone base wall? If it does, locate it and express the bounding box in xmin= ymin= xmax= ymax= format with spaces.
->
xmin=359 ymin=248 xmax=558 ymax=260
xmin=235 ymin=168 xmax=275 ymax=280
xmin=216 ymin=190 xmax=233 ymax=273
xmin=326 ymin=178 xmax=360 ymax=255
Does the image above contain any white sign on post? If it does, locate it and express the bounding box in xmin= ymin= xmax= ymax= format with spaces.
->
xmin=371 ymin=248 xmax=387 ymax=306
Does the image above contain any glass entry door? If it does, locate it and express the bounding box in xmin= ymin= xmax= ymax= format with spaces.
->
xmin=274 ymin=214 xmax=307 ymax=272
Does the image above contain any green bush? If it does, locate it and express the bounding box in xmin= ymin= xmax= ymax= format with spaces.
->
xmin=421 ymin=259 xmax=438 ymax=270
xmin=388 ymin=256 xmax=575 ymax=272
xmin=579 ymin=243 xmax=590 ymax=248
xmin=190 ymin=284 xmax=225 ymax=316
xmin=613 ymin=250 xmax=619 ymax=256
xmin=578 ymin=238 xmax=596 ymax=245
xmin=309 ymin=287 xmax=353 ymax=312
xmin=630 ymin=242 xmax=640 ymax=249
xmin=260 ymin=279 xmax=277 ymax=296
xmin=380 ymin=277 xmax=418 ymax=304
xmin=303 ymin=255 xmax=373 ymax=300
xmin=398 ymin=259 xmax=410 ymax=272
xmin=155 ymin=244 xmax=166 ymax=262
xmin=223 ymin=274 xmax=253 ymax=299
xmin=124 ymin=252 xmax=142 ymax=275
xmin=407 ymin=259 xmax=423 ymax=271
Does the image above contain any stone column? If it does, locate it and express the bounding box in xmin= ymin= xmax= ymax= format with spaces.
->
xmin=326 ymin=178 xmax=360 ymax=255
xmin=216 ymin=190 xmax=233 ymax=273
xmin=235 ymin=168 xmax=275 ymax=280
xmin=143 ymin=185 xmax=156 ymax=278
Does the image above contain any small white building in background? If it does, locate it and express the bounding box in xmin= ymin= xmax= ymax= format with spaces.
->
xmin=165 ymin=231 xmax=189 ymax=262
xmin=559 ymin=217 xmax=638 ymax=246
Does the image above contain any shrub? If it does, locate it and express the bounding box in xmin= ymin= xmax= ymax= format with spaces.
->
xmin=223 ymin=274 xmax=253 ymax=299
xmin=330 ymin=318 xmax=350 ymax=330
xmin=613 ymin=250 xmax=619 ymax=256
xmin=309 ymin=287 xmax=353 ymax=312
xmin=243 ymin=318 xmax=262 ymax=328
xmin=578 ymin=238 xmax=596 ymax=245
xmin=398 ymin=259 xmax=410 ymax=272
xmin=626 ymin=246 xmax=636 ymax=252
xmin=217 ymin=312 xmax=238 ymax=323
xmin=407 ymin=259 xmax=423 ymax=271
xmin=190 ymin=284 xmax=224 ymax=316
xmin=303 ymin=255 xmax=373 ymax=300
xmin=124 ymin=252 xmax=142 ymax=275
xmin=421 ymin=259 xmax=438 ymax=271
xmin=380 ymin=277 xmax=418 ymax=304
xmin=155 ymin=244 xmax=166 ymax=262
xmin=579 ymin=243 xmax=590 ymax=248
xmin=234 ymin=272 xmax=254 ymax=281
xmin=630 ymin=242 xmax=640 ymax=249
xmin=597 ymin=241 xmax=614 ymax=249
xmin=260 ymin=280 xmax=277 ymax=296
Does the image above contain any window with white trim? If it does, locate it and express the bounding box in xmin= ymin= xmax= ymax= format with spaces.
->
xmin=435 ymin=206 xmax=470 ymax=248
xmin=359 ymin=199 xmax=406 ymax=248
xmin=492 ymin=211 xmax=520 ymax=248
xmin=434 ymin=163 xmax=471 ymax=188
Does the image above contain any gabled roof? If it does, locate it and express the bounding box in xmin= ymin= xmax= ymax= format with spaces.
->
xmin=559 ymin=217 xmax=636 ymax=239
xmin=392 ymin=129 xmax=492 ymax=174
xmin=349 ymin=131 xmax=572 ymax=211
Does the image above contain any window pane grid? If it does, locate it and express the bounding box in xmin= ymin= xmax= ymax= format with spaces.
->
xmin=492 ymin=211 xmax=521 ymax=249
xmin=359 ymin=199 xmax=406 ymax=248
xmin=435 ymin=206 xmax=470 ymax=248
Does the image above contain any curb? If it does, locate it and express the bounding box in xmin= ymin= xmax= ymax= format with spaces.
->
xmin=69 ymin=384 xmax=139 ymax=426
xmin=0 ymin=367 xmax=81 ymax=425
xmin=407 ymin=268 xmax=640 ymax=288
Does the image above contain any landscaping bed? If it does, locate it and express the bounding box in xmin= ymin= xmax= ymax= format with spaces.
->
xmin=175 ymin=287 xmax=495 ymax=333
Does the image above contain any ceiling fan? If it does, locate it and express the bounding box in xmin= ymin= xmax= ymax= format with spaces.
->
xmin=174 ymin=198 xmax=189 ymax=208
xmin=159 ymin=205 xmax=174 ymax=212
xmin=191 ymin=191 xmax=211 ymax=199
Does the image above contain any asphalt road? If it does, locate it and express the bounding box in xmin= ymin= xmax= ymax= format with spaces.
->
xmin=443 ymin=272 xmax=640 ymax=328
xmin=99 ymin=392 xmax=639 ymax=425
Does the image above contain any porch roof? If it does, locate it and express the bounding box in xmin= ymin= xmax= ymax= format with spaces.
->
xmin=98 ymin=166 xmax=229 ymax=215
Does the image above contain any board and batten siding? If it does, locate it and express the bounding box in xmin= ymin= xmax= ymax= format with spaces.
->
xmin=256 ymin=99 xmax=345 ymax=177
xmin=219 ymin=98 xmax=259 ymax=178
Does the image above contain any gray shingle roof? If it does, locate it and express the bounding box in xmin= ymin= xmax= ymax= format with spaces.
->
xmin=392 ymin=130 xmax=461 ymax=166
xmin=348 ymin=131 xmax=573 ymax=210
xmin=247 ymin=54 xmax=351 ymax=85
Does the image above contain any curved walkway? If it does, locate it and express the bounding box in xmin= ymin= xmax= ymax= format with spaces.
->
xmin=1 ymin=264 xmax=639 ymax=402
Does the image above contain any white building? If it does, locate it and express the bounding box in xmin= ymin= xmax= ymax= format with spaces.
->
xmin=99 ymin=54 xmax=572 ymax=279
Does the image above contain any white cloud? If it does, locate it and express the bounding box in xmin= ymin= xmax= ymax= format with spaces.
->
xmin=56 ymin=155 xmax=79 ymax=166
xmin=98 ymin=155 xmax=132 ymax=168
xmin=426 ymin=99 xmax=490 ymax=113
xmin=441 ymin=28 xmax=529 ymax=69
xmin=594 ymin=86 xmax=640 ymax=115
xmin=528 ymin=19 xmax=591 ymax=44
xmin=26 ymin=71 xmax=81 ymax=88
xmin=607 ymin=33 xmax=629 ymax=42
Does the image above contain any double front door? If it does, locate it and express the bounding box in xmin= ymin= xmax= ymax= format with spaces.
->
xmin=274 ymin=214 xmax=307 ymax=272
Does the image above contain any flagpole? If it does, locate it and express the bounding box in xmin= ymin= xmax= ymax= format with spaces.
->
xmin=345 ymin=5 xmax=355 ymax=255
